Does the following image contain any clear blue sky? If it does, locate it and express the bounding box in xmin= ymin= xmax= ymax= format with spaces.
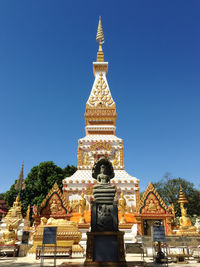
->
xmin=0 ymin=1 xmax=200 ymax=193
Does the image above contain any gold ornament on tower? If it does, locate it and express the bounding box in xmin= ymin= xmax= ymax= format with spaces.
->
xmin=176 ymin=185 xmax=197 ymax=235
xmin=96 ymin=16 xmax=104 ymax=62
xmin=79 ymin=193 xmax=86 ymax=224
xmin=118 ymin=192 xmax=127 ymax=224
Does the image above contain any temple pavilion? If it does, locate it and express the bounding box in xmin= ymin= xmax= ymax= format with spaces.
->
xmin=62 ymin=18 xmax=139 ymax=216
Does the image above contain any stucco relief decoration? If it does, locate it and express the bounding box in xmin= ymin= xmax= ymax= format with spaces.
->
xmin=41 ymin=193 xmax=67 ymax=216
xmin=140 ymin=193 xmax=165 ymax=214
xmin=82 ymin=152 xmax=93 ymax=168
xmin=90 ymin=141 xmax=112 ymax=152
xmin=111 ymin=150 xmax=120 ymax=167
xmin=88 ymin=72 xmax=114 ymax=107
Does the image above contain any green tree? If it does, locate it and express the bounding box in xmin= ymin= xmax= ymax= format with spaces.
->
xmin=4 ymin=161 xmax=77 ymax=216
xmin=153 ymin=173 xmax=200 ymax=217
xmin=3 ymin=183 xmax=18 ymax=208
xmin=0 ymin=193 xmax=5 ymax=200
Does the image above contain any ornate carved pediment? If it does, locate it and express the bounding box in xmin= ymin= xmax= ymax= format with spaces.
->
xmin=38 ymin=183 xmax=70 ymax=218
xmin=138 ymin=182 xmax=169 ymax=215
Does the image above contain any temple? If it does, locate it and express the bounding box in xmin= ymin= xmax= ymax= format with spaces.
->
xmin=63 ymin=17 xmax=139 ymax=218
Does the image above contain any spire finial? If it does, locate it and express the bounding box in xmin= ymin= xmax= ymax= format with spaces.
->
xmin=178 ymin=185 xmax=188 ymax=204
xmin=96 ymin=16 xmax=104 ymax=62
xmin=15 ymin=162 xmax=26 ymax=196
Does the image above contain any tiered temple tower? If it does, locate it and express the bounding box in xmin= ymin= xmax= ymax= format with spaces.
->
xmin=63 ymin=18 xmax=139 ymax=213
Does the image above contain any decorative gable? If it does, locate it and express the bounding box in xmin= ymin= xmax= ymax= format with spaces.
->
xmin=39 ymin=183 xmax=70 ymax=217
xmin=139 ymin=182 xmax=169 ymax=214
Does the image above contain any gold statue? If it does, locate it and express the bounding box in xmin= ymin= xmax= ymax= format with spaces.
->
xmin=178 ymin=186 xmax=193 ymax=228
xmin=0 ymin=224 xmax=17 ymax=245
xmin=25 ymin=204 xmax=31 ymax=229
xmin=69 ymin=199 xmax=79 ymax=213
xmin=112 ymin=151 xmax=119 ymax=167
xmin=79 ymin=193 xmax=86 ymax=224
xmin=47 ymin=217 xmax=77 ymax=228
xmin=26 ymin=205 xmax=30 ymax=221
xmin=149 ymin=199 xmax=157 ymax=212
xmin=50 ymin=199 xmax=59 ymax=214
xmin=176 ymin=185 xmax=197 ymax=235
xmin=118 ymin=193 xmax=127 ymax=224
xmin=83 ymin=153 xmax=91 ymax=167
xmin=39 ymin=217 xmax=77 ymax=228
xmin=5 ymin=195 xmax=22 ymax=230
xmin=40 ymin=217 xmax=48 ymax=225
xmin=179 ymin=206 xmax=192 ymax=227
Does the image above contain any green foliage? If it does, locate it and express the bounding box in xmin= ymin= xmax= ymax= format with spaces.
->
xmin=0 ymin=193 xmax=5 ymax=200
xmin=63 ymin=165 xmax=77 ymax=177
xmin=153 ymin=173 xmax=200 ymax=217
xmin=4 ymin=161 xmax=77 ymax=216
xmin=3 ymin=183 xmax=18 ymax=207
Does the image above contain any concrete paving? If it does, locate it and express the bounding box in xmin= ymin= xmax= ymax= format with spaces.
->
xmin=0 ymin=254 xmax=200 ymax=267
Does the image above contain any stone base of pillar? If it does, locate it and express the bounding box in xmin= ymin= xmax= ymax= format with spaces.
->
xmin=84 ymin=231 xmax=127 ymax=266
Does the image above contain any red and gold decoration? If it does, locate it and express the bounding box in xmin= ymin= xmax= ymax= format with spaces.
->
xmin=30 ymin=183 xmax=84 ymax=256
xmin=135 ymin=182 xmax=174 ymax=236
xmin=33 ymin=183 xmax=71 ymax=228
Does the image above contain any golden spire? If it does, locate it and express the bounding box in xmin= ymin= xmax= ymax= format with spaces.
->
xmin=178 ymin=185 xmax=188 ymax=204
xmin=96 ymin=16 xmax=104 ymax=62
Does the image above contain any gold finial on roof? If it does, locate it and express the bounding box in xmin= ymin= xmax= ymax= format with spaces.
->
xmin=178 ymin=185 xmax=188 ymax=204
xmin=96 ymin=16 xmax=104 ymax=62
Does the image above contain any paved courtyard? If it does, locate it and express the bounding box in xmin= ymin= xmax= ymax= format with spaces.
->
xmin=0 ymin=254 xmax=200 ymax=267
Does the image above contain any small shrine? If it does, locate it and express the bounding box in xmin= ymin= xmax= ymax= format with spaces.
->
xmin=31 ymin=182 xmax=84 ymax=257
xmin=32 ymin=182 xmax=71 ymax=228
xmin=174 ymin=186 xmax=198 ymax=235
xmin=135 ymin=182 xmax=174 ymax=236
xmin=0 ymin=195 xmax=23 ymax=245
